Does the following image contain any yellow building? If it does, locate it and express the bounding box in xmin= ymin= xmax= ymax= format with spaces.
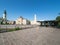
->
xmin=16 ymin=16 xmax=23 ymax=25
xmin=16 ymin=16 xmax=30 ymax=25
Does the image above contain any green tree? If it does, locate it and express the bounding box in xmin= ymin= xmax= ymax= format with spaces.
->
xmin=56 ymin=16 xmax=60 ymax=28
xmin=56 ymin=16 xmax=60 ymax=21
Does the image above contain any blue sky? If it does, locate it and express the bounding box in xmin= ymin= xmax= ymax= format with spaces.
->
xmin=0 ymin=0 xmax=60 ymax=21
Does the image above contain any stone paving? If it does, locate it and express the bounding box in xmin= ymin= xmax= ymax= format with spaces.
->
xmin=0 ymin=26 xmax=60 ymax=45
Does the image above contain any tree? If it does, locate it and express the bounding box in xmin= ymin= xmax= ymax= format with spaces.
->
xmin=56 ymin=16 xmax=60 ymax=28
xmin=56 ymin=16 xmax=60 ymax=21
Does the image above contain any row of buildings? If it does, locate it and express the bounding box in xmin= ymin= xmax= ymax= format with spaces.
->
xmin=0 ymin=10 xmax=58 ymax=27
xmin=0 ymin=10 xmax=40 ymax=25
xmin=16 ymin=14 xmax=40 ymax=25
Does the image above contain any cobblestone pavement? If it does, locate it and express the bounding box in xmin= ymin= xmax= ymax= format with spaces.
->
xmin=0 ymin=26 xmax=60 ymax=45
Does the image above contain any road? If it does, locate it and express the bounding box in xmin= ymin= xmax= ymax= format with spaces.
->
xmin=0 ymin=26 xmax=60 ymax=45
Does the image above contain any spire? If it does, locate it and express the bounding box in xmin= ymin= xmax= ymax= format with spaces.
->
xmin=3 ymin=9 xmax=7 ymax=24
xmin=3 ymin=9 xmax=7 ymax=20
xmin=34 ymin=14 xmax=37 ymax=22
xmin=4 ymin=9 xmax=6 ymax=14
xmin=3 ymin=9 xmax=7 ymax=19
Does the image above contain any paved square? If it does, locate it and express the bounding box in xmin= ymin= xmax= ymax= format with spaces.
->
xmin=0 ymin=26 xmax=60 ymax=45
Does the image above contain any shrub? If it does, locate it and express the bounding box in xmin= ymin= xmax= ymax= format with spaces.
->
xmin=0 ymin=27 xmax=22 ymax=33
xmin=15 ymin=27 xmax=22 ymax=30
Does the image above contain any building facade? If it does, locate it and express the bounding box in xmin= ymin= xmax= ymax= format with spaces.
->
xmin=7 ymin=21 xmax=15 ymax=25
xmin=16 ymin=16 xmax=30 ymax=25
xmin=16 ymin=16 xmax=23 ymax=24
xmin=23 ymin=19 xmax=30 ymax=25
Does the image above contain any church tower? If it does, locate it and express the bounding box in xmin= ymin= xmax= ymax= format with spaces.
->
xmin=3 ymin=9 xmax=7 ymax=24
xmin=34 ymin=14 xmax=37 ymax=22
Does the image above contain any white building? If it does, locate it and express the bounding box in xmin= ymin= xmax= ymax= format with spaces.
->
xmin=31 ymin=14 xmax=40 ymax=25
